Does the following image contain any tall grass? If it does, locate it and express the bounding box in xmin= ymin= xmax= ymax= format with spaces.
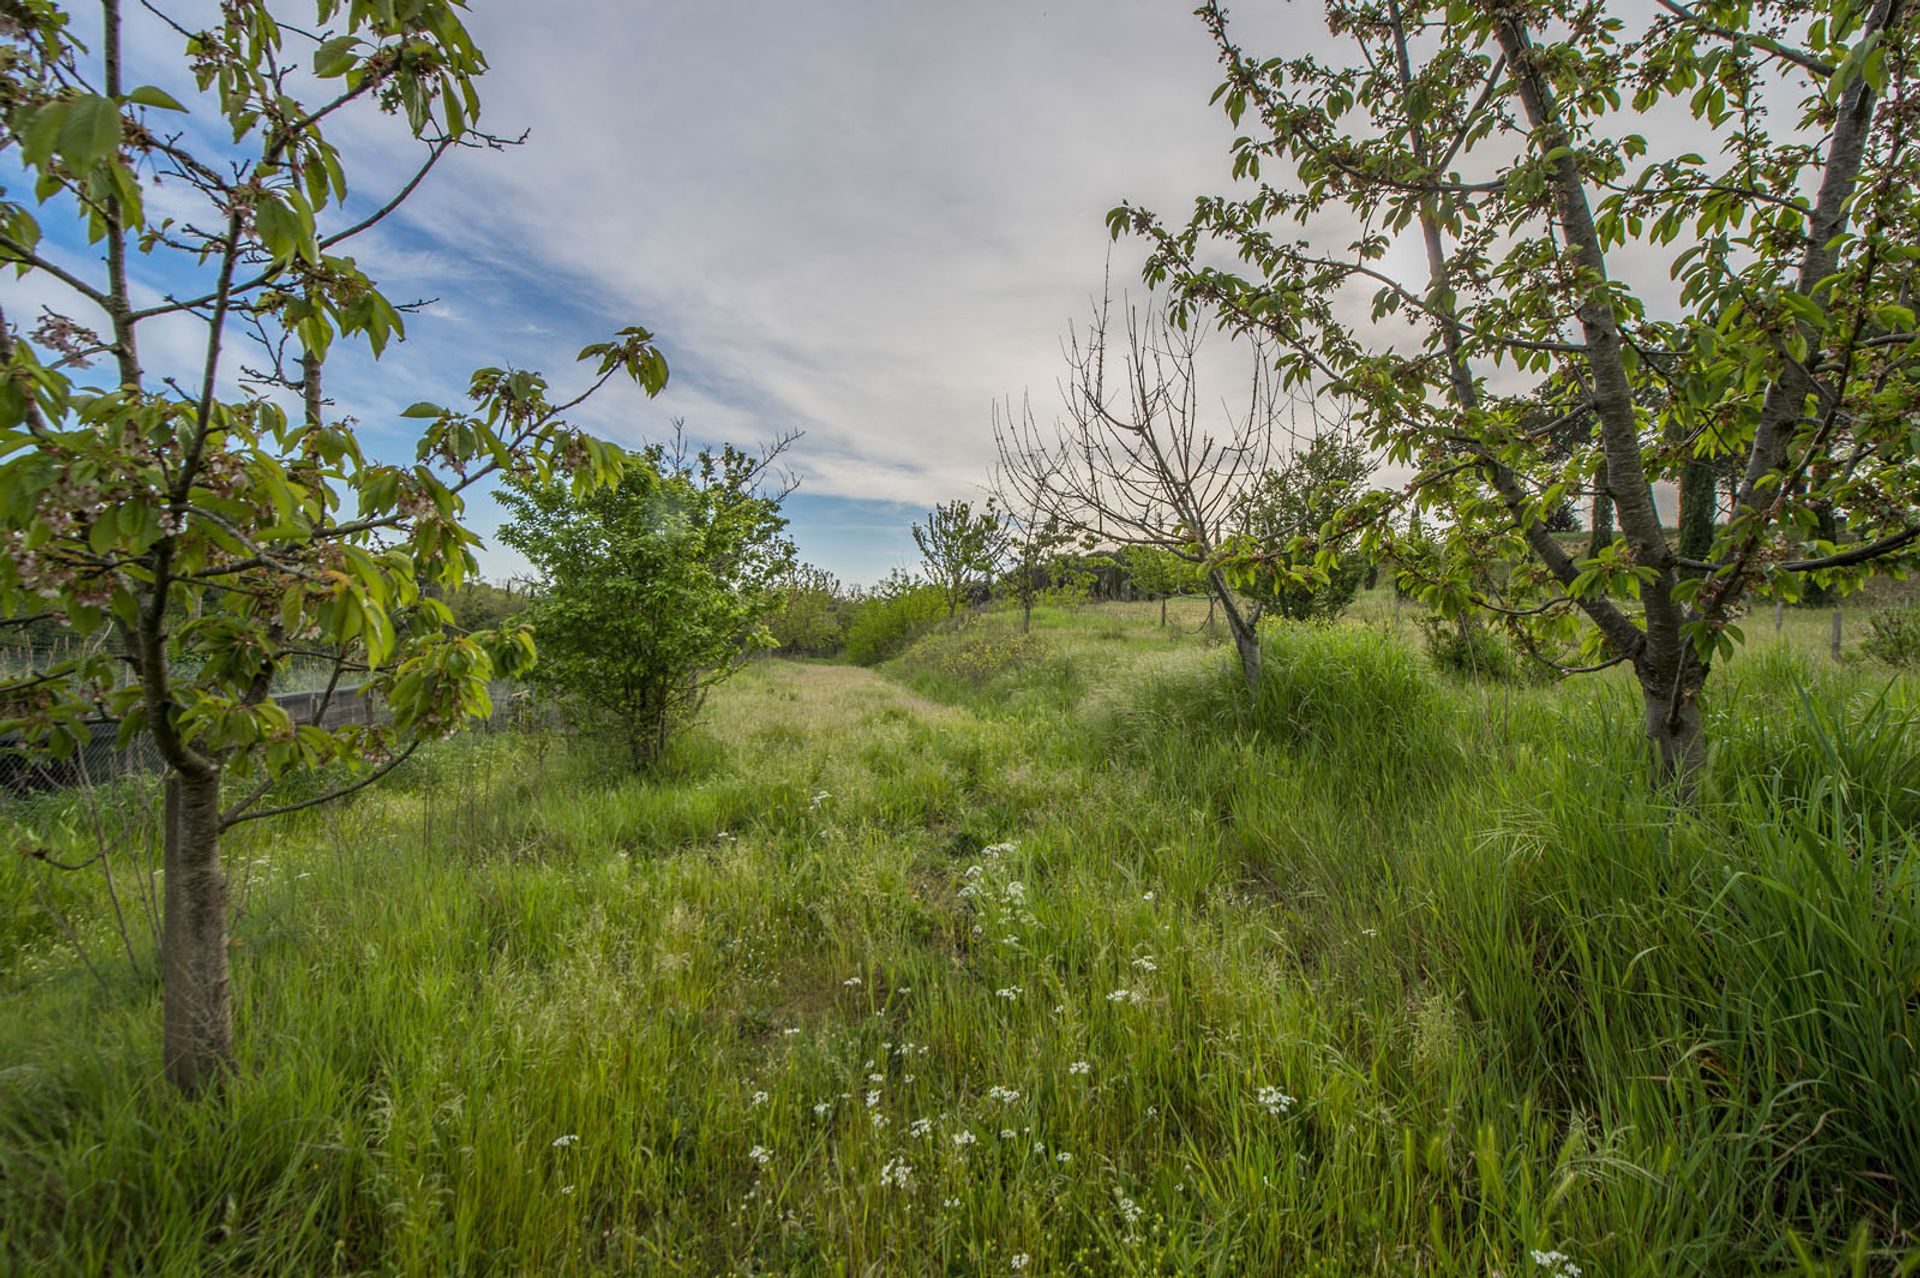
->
xmin=1 ymin=608 xmax=1915 ymax=1274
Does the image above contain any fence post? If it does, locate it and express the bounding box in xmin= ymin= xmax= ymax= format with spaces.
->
xmin=1830 ymin=608 xmax=1843 ymax=661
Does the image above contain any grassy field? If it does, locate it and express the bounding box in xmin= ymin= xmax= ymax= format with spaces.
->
xmin=2 ymin=594 xmax=1918 ymax=1275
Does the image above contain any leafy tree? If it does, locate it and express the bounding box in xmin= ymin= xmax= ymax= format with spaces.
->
xmin=0 ymin=0 xmax=664 ymax=1090
xmin=498 ymin=434 xmax=796 ymax=768
xmin=1122 ymin=544 xmax=1202 ymax=625
xmin=1233 ymin=432 xmax=1373 ymax=622
xmin=768 ymin=563 xmax=847 ymax=656
xmin=1116 ymin=0 xmax=1920 ymax=785
xmin=912 ymin=499 xmax=1007 ymax=620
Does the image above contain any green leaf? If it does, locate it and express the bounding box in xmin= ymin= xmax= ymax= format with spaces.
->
xmin=314 ymin=36 xmax=361 ymax=78
xmin=57 ymin=95 xmax=124 ymax=171
xmin=126 ymin=85 xmax=187 ymax=112
xmin=401 ymin=401 xmax=445 ymax=418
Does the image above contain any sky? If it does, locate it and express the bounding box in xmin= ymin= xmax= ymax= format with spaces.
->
xmin=410 ymin=0 xmax=1311 ymax=587
xmin=11 ymin=1 xmax=1740 ymax=585
xmin=35 ymin=0 xmax=1305 ymax=587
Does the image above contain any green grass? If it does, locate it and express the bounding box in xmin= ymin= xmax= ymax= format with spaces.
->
xmin=2 ymin=598 xmax=1917 ymax=1275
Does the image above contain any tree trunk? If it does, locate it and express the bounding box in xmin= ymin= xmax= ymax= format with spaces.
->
xmin=1160 ymin=596 xmax=1167 ymax=627
xmin=1586 ymin=460 xmax=1613 ymax=559
xmin=1641 ymin=681 xmax=1705 ymax=792
xmin=1676 ymin=448 xmax=1717 ymax=571
xmin=1210 ymin=574 xmax=1261 ymax=694
xmin=1022 ymin=598 xmax=1032 ymax=634
xmin=162 ymin=770 xmax=233 ymax=1093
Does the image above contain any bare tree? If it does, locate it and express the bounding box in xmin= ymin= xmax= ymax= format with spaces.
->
xmin=996 ymin=289 xmax=1278 ymax=691
xmin=990 ymin=396 xmax=1076 ymax=634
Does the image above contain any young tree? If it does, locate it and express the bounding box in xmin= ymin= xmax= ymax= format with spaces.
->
xmin=1121 ymin=544 xmax=1200 ymax=625
xmin=990 ymin=404 xmax=1075 ymax=633
xmin=768 ymin=563 xmax=847 ymax=656
xmin=1115 ymin=0 xmax=1920 ymax=785
xmin=497 ymin=431 xmax=796 ymax=768
xmin=0 ymin=2 xmax=666 ymax=1091
xmin=995 ymin=289 xmax=1290 ymax=691
xmin=912 ymin=498 xmax=1007 ymax=620
xmin=1233 ymin=431 xmax=1373 ymax=622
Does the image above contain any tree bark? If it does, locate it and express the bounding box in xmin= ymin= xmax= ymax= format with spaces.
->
xmin=162 ymin=771 xmax=233 ymax=1093
xmin=1642 ymin=678 xmax=1705 ymax=790
xmin=1587 ymin=457 xmax=1613 ymax=559
xmin=1210 ymin=572 xmax=1261 ymax=694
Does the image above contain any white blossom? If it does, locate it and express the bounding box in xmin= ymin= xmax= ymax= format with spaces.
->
xmin=1256 ymin=1086 xmax=1295 ymax=1115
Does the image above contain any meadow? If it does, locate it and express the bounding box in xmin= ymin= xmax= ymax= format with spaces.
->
xmin=2 ymin=595 xmax=1917 ymax=1276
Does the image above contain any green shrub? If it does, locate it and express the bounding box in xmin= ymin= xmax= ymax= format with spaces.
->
xmin=1861 ymin=605 xmax=1920 ymax=670
xmin=933 ymin=631 xmax=1046 ymax=685
xmin=842 ymin=584 xmax=946 ymax=665
xmin=1414 ymin=612 xmax=1549 ymax=684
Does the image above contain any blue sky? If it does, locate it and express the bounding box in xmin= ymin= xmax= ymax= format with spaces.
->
xmin=11 ymin=2 xmax=1715 ymax=584
xmin=12 ymin=0 xmax=1310 ymax=587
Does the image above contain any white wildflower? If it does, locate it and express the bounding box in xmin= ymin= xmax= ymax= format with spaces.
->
xmin=843 ymin=976 xmax=863 ymax=987
xmin=1531 ymin=1251 xmax=1582 ymax=1278
xmin=751 ymin=1091 xmax=769 ymax=1107
xmin=1256 ymin=1085 xmax=1295 ymax=1115
xmin=1106 ymin=988 xmax=1138 ymax=1004
xmin=748 ymin=1144 xmax=771 ymax=1166
xmin=550 ymin=1134 xmax=579 ymax=1148
xmin=1131 ymin=955 xmax=1157 ymax=972
xmin=952 ymin=1129 xmax=978 ymax=1147
xmin=866 ymin=1090 xmax=882 ymax=1108
xmin=1011 ymin=1255 xmax=1030 ymax=1272
xmin=1057 ymin=1151 xmax=1073 ymax=1164
xmin=996 ymin=986 xmax=1022 ymax=1001
xmin=1068 ymin=1060 xmax=1091 ymax=1076
xmin=987 ymin=1085 xmax=1021 ymax=1104
xmin=879 ymin=1158 xmax=914 ymax=1190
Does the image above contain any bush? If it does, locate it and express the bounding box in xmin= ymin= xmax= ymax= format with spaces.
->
xmin=1415 ymin=612 xmax=1548 ymax=684
xmin=842 ymin=584 xmax=947 ymax=665
xmin=1861 ymin=605 xmax=1920 ymax=670
xmin=768 ymin=565 xmax=847 ymax=656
